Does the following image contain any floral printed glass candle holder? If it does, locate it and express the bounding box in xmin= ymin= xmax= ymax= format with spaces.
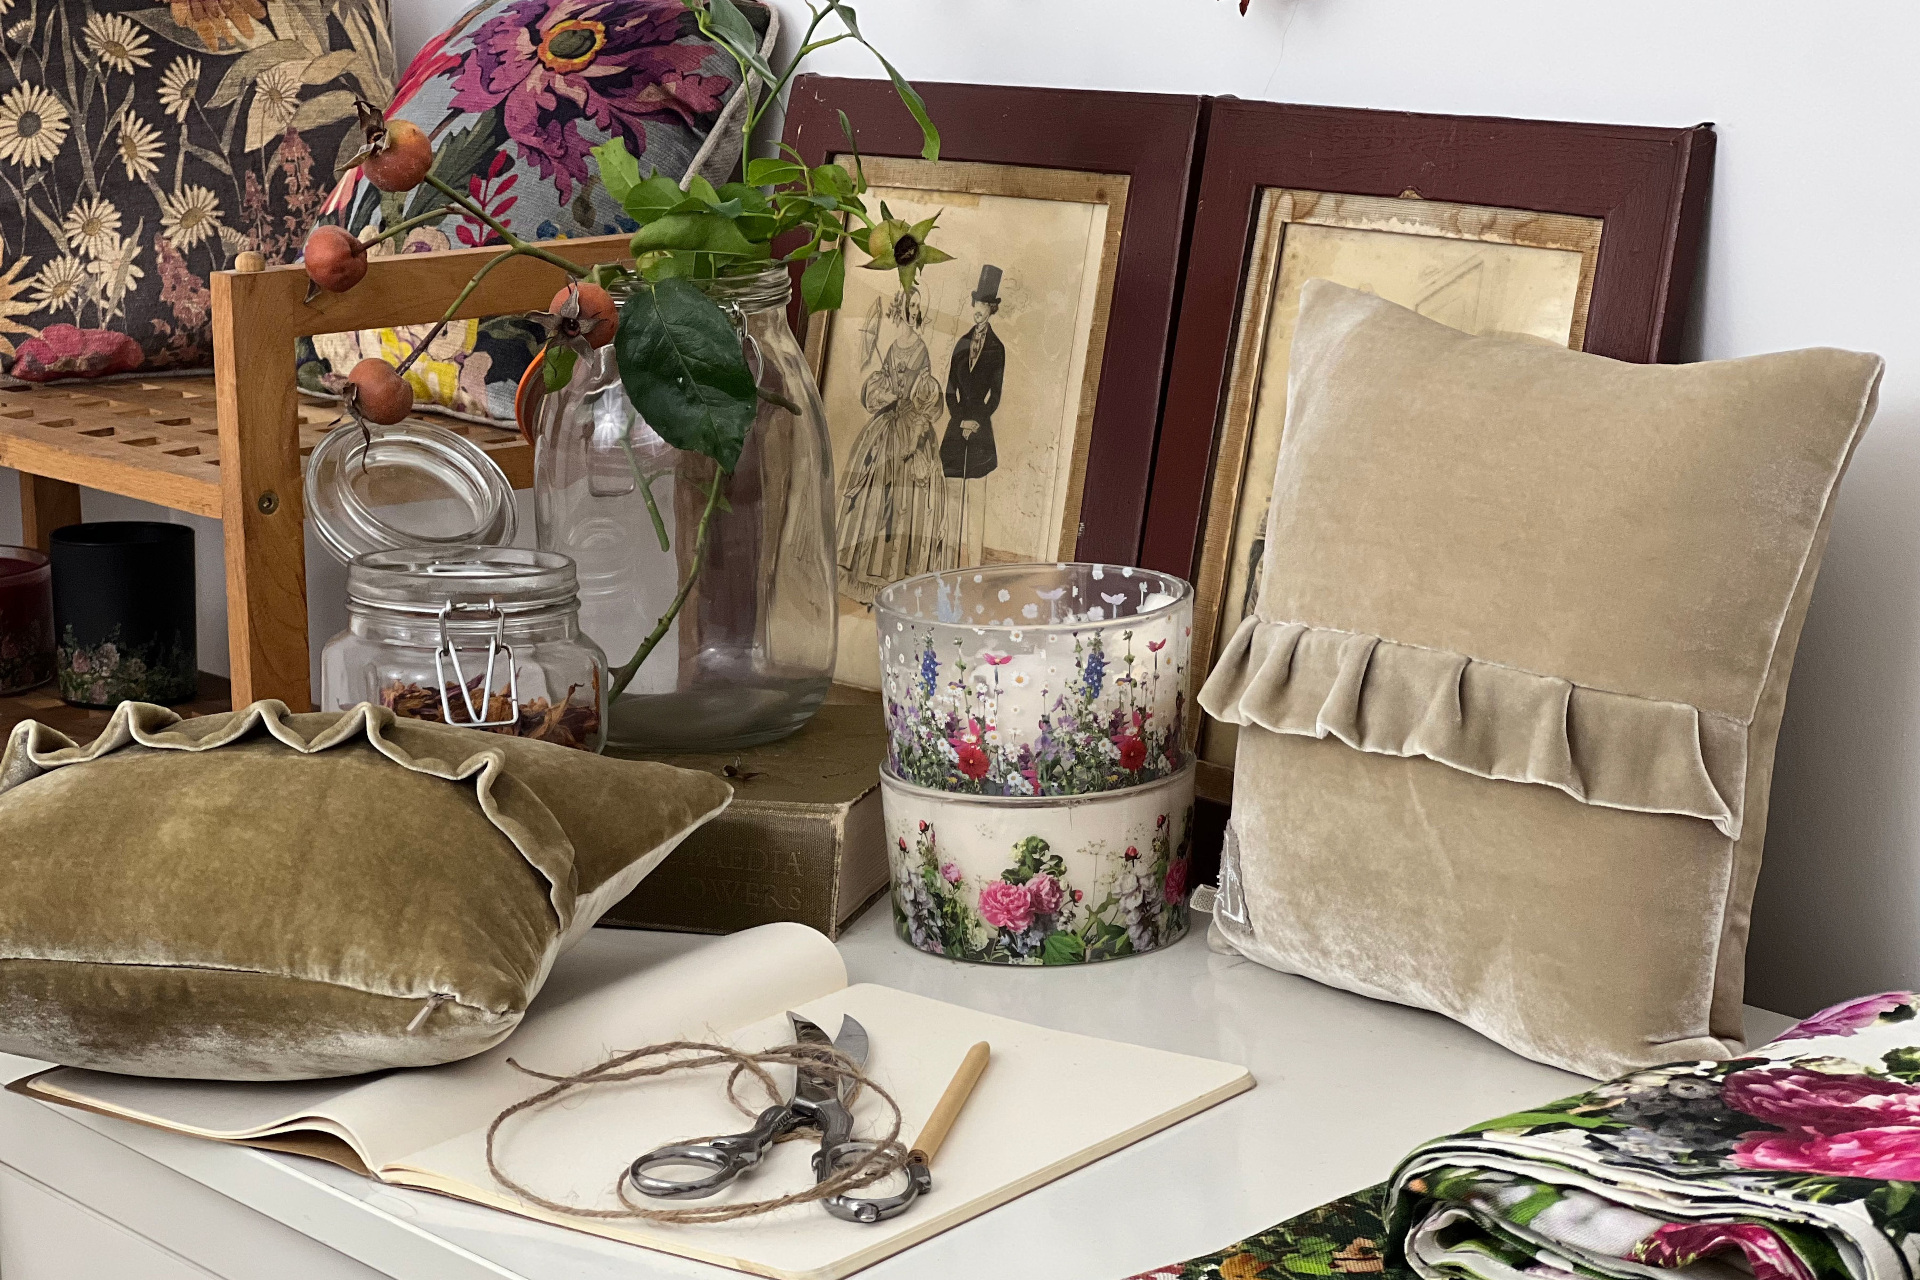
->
xmin=874 ymin=563 xmax=1192 ymax=797
xmin=882 ymin=767 xmax=1195 ymax=964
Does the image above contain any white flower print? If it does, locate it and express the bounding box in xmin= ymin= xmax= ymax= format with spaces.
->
xmin=245 ymin=62 xmax=302 ymax=151
xmin=1010 ymin=671 xmax=1031 ymax=689
xmin=157 ymin=57 xmax=201 ymax=123
xmin=29 ymin=256 xmax=88 ymax=312
xmin=86 ymin=232 xmax=145 ymax=317
xmin=63 ymin=197 xmax=121 ymax=260
xmin=0 ymin=84 xmax=69 ymax=168
xmin=158 ymin=185 xmax=223 ymax=251
xmin=114 ymin=110 xmax=164 ymax=182
xmin=83 ymin=12 xmax=153 ymax=75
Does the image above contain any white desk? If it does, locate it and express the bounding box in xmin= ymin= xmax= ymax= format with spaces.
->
xmin=0 ymin=903 xmax=1792 ymax=1280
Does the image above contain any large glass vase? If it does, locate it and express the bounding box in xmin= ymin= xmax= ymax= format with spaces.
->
xmin=533 ymin=269 xmax=836 ymax=753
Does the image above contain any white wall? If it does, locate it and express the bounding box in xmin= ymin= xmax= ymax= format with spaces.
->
xmin=6 ymin=0 xmax=1909 ymax=1015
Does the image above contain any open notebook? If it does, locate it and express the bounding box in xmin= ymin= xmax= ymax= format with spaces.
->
xmin=11 ymin=923 xmax=1252 ymax=1280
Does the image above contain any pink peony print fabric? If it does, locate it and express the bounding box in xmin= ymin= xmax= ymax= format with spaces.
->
xmin=1377 ymin=991 xmax=1920 ymax=1280
xmin=1136 ymin=992 xmax=1920 ymax=1280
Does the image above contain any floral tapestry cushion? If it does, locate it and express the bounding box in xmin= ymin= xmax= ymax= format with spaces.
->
xmin=0 ymin=0 xmax=394 ymax=381
xmin=299 ymin=0 xmax=772 ymax=426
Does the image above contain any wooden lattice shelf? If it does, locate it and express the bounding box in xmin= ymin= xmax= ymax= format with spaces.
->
xmin=0 ymin=376 xmax=532 ymax=520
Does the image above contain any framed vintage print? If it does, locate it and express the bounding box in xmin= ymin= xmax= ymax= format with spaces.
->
xmin=783 ymin=77 xmax=1202 ymax=687
xmin=1140 ymin=101 xmax=1715 ymax=799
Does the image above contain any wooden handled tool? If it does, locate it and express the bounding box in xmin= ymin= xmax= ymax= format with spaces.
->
xmin=911 ymin=1042 xmax=990 ymax=1167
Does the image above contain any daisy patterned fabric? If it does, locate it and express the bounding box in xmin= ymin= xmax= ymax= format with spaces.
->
xmin=0 ymin=0 xmax=393 ymax=380
xmin=301 ymin=0 xmax=769 ymax=425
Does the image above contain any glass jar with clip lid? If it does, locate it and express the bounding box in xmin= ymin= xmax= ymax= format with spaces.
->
xmin=319 ymin=547 xmax=606 ymax=752
xmin=304 ymin=413 xmax=605 ymax=751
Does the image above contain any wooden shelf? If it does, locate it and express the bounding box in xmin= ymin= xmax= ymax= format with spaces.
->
xmin=0 ymin=376 xmax=531 ymax=519
xmin=0 ymin=672 xmax=233 ymax=745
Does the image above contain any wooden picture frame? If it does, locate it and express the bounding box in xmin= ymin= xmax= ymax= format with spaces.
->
xmin=1139 ymin=101 xmax=1715 ymax=799
xmin=782 ymin=77 xmax=1201 ymax=686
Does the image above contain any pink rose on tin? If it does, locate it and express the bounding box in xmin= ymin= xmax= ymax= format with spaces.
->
xmin=1026 ymin=873 xmax=1063 ymax=916
xmin=978 ymin=879 xmax=1034 ymax=932
xmin=939 ymin=861 xmax=962 ymax=885
xmin=1776 ymin=991 xmax=1917 ymax=1041
xmin=1163 ymin=858 xmax=1188 ymax=906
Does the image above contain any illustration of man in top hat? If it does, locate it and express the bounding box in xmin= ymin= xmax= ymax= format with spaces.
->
xmin=941 ymin=264 xmax=1005 ymax=482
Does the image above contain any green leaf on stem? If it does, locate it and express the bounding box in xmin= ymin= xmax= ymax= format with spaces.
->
xmin=745 ymin=157 xmax=805 ymax=188
xmin=811 ymin=162 xmax=855 ymax=198
xmin=715 ymin=183 xmax=778 ymax=240
xmin=629 ymin=211 xmax=765 ymax=260
xmin=700 ymin=0 xmax=778 ymax=85
xmin=826 ymin=3 xmax=941 ymax=161
xmin=619 ymin=172 xmax=693 ymax=225
xmin=801 ymin=240 xmax=846 ymax=313
xmin=614 ymin=278 xmax=757 ymax=474
xmin=591 ymin=136 xmax=644 ymax=207
xmin=542 ymin=342 xmax=578 ymax=393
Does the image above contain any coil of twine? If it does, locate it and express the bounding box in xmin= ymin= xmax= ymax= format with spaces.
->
xmin=486 ymin=1039 xmax=909 ymax=1224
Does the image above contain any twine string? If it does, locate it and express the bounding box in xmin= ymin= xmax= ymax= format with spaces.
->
xmin=485 ymin=1039 xmax=910 ymax=1224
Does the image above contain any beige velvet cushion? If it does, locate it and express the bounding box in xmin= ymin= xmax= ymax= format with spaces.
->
xmin=1200 ymin=280 xmax=1883 ymax=1077
xmin=0 ymin=701 xmax=731 ymax=1080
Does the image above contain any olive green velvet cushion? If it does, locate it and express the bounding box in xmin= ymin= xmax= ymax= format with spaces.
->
xmin=1200 ymin=280 xmax=1884 ymax=1078
xmin=0 ymin=701 xmax=731 ymax=1080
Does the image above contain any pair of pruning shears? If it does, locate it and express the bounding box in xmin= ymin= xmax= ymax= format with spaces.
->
xmin=626 ymin=1012 xmax=930 ymax=1224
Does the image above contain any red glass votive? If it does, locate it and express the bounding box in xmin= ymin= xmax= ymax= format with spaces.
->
xmin=0 ymin=547 xmax=54 ymax=695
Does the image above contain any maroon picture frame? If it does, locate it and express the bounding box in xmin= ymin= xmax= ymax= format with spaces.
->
xmin=782 ymin=76 xmax=1204 ymax=565
xmin=1140 ymin=100 xmax=1716 ymax=577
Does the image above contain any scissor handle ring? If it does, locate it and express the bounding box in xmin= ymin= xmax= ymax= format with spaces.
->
xmin=820 ymin=1142 xmax=932 ymax=1224
xmin=628 ymin=1143 xmax=752 ymax=1200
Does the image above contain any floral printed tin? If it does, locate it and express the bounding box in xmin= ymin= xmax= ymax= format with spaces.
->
xmin=883 ymin=766 xmax=1196 ymax=964
xmin=875 ymin=563 xmax=1192 ymax=798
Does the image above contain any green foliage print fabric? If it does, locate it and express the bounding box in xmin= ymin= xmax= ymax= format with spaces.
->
xmin=1134 ymin=992 xmax=1920 ymax=1280
xmin=1125 ymin=1185 xmax=1405 ymax=1280
xmin=0 ymin=0 xmax=393 ymax=380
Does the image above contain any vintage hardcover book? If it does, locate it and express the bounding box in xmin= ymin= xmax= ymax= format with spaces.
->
xmin=601 ymin=700 xmax=888 ymax=939
xmin=12 ymin=924 xmax=1253 ymax=1280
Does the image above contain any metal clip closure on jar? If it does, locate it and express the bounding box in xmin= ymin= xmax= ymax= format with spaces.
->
xmin=320 ymin=547 xmax=608 ymax=752
xmin=433 ymin=598 xmax=518 ymax=728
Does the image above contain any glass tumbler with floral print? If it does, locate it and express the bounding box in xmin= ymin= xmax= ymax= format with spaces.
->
xmin=874 ymin=563 xmax=1193 ymax=798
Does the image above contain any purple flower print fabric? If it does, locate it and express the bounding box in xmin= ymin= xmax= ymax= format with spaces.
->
xmin=301 ymin=0 xmax=772 ymax=425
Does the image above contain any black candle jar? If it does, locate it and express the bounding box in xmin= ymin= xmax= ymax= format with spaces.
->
xmin=50 ymin=522 xmax=197 ymax=708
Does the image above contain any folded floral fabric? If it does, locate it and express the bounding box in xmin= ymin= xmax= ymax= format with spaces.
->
xmin=1132 ymin=992 xmax=1920 ymax=1280
xmin=1386 ymin=992 xmax=1920 ymax=1280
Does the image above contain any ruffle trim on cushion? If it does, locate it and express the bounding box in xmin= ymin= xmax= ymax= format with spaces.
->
xmin=0 ymin=700 xmax=581 ymax=930
xmin=1198 ymin=618 xmax=1750 ymax=839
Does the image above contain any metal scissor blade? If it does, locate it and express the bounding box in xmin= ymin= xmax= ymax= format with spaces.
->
xmin=787 ymin=1012 xmax=841 ymax=1105
xmin=833 ymin=1016 xmax=869 ymax=1070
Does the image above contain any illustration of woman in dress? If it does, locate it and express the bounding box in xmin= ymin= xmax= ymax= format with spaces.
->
xmin=836 ymin=291 xmax=951 ymax=602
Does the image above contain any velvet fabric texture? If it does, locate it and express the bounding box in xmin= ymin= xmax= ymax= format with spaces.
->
xmin=0 ymin=700 xmax=730 ymax=1079
xmin=1200 ymin=281 xmax=1884 ymax=1078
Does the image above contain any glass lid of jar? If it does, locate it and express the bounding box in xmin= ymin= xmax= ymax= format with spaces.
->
xmin=305 ymin=419 xmax=517 ymax=565
xmin=346 ymin=546 xmax=578 ymax=614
